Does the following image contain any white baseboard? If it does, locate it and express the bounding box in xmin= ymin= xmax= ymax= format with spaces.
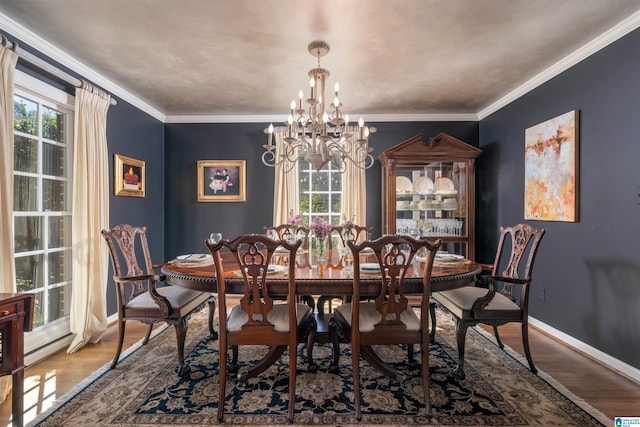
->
xmin=529 ymin=316 xmax=640 ymax=383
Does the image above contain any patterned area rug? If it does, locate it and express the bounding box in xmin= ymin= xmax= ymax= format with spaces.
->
xmin=31 ymin=308 xmax=609 ymax=426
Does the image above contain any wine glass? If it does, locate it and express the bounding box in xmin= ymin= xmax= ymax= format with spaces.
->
xmin=209 ymin=232 xmax=222 ymax=244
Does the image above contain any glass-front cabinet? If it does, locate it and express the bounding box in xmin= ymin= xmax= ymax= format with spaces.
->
xmin=379 ymin=133 xmax=482 ymax=260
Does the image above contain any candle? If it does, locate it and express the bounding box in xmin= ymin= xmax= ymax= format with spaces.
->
xmin=310 ymin=77 xmax=315 ymax=99
xmin=268 ymin=123 xmax=274 ymax=146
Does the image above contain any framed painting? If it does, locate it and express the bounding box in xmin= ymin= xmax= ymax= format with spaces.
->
xmin=114 ymin=154 xmax=145 ymax=197
xmin=524 ymin=110 xmax=579 ymax=222
xmin=197 ymin=160 xmax=246 ymax=202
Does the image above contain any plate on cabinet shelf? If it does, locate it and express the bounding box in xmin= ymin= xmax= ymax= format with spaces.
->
xmin=413 ymin=176 xmax=434 ymax=194
xmin=435 ymin=177 xmax=456 ymax=193
xmin=396 ymin=176 xmax=413 ymax=193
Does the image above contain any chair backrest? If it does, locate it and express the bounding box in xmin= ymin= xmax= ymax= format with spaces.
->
xmin=264 ymin=225 xmax=310 ymax=268
xmin=491 ymin=224 xmax=545 ymax=301
xmin=327 ymin=225 xmax=373 ymax=269
xmin=349 ymin=235 xmax=442 ymax=333
xmin=101 ymin=224 xmax=155 ymax=302
xmin=206 ymin=234 xmax=302 ymax=337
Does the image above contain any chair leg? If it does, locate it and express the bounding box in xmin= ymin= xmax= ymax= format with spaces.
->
xmin=304 ymin=317 xmax=318 ymax=373
xmin=229 ymin=345 xmax=239 ymax=373
xmin=429 ymin=300 xmax=437 ymax=343
xmin=218 ymin=341 xmax=227 ymax=422
xmin=288 ymin=343 xmax=296 ymax=423
xmin=521 ymin=321 xmax=537 ymax=374
xmin=110 ymin=320 xmax=127 ymax=369
xmin=208 ymin=297 xmax=218 ymax=340
xmin=492 ymin=325 xmax=504 ymax=349
xmin=142 ymin=323 xmax=153 ymax=345
xmin=421 ymin=341 xmax=431 ymax=415
xmin=173 ymin=318 xmax=190 ymax=377
xmin=353 ymin=344 xmax=361 ymax=421
xmin=453 ymin=320 xmax=470 ymax=380
xmin=327 ymin=317 xmax=341 ymax=374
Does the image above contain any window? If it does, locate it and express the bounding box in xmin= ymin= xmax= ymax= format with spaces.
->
xmin=13 ymin=72 xmax=74 ymax=354
xmin=298 ymin=158 xmax=342 ymax=226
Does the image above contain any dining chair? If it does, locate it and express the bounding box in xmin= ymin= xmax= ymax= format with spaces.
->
xmin=318 ymin=225 xmax=374 ymax=315
xmin=101 ymin=224 xmax=215 ymax=377
xmin=263 ymin=224 xmax=315 ymax=311
xmin=431 ymin=223 xmax=545 ymax=379
xmin=206 ymin=234 xmax=317 ymax=423
xmin=328 ymin=235 xmax=442 ymax=419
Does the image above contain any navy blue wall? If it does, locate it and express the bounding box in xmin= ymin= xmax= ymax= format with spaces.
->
xmin=478 ymin=28 xmax=640 ymax=369
xmin=163 ymin=121 xmax=478 ymax=258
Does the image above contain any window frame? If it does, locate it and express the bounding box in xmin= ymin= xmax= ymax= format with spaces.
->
xmin=14 ymin=70 xmax=75 ymax=358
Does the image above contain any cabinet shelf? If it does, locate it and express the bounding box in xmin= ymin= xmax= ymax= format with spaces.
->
xmin=379 ymin=133 xmax=482 ymax=260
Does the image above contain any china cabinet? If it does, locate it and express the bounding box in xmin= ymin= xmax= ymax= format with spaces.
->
xmin=379 ymin=133 xmax=482 ymax=260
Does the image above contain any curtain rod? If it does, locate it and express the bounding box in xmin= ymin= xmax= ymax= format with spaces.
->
xmin=2 ymin=35 xmax=117 ymax=106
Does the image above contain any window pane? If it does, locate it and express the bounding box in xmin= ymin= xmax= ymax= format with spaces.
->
xmin=43 ymin=179 xmax=67 ymax=211
xmin=14 ymin=135 xmax=38 ymax=173
xmin=42 ymin=106 xmax=65 ymax=142
xmin=312 ymin=172 xmax=329 ymax=191
xmin=331 ymin=194 xmax=341 ymax=216
xmin=32 ymin=292 xmax=44 ymax=328
xmin=14 ymin=175 xmax=38 ymax=211
xmin=331 ymin=173 xmax=341 ymax=191
xmin=14 ymin=95 xmax=38 ymax=135
xmin=16 ymin=254 xmax=44 ymax=292
xmin=48 ymin=250 xmax=72 ymax=284
xmin=14 ymin=216 xmax=43 ymax=252
xmin=48 ymin=284 xmax=71 ymax=322
xmin=43 ymin=143 xmax=66 ymax=177
xmin=313 ymin=193 xmax=329 ymax=212
xmin=49 ymin=215 xmax=71 ymax=248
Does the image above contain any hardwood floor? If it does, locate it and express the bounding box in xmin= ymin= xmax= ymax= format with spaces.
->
xmin=1 ymin=316 xmax=639 ymax=426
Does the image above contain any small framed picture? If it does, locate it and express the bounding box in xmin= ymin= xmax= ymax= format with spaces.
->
xmin=114 ymin=154 xmax=145 ymax=197
xmin=197 ymin=160 xmax=246 ymax=202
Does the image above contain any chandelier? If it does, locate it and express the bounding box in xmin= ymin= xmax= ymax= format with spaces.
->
xmin=262 ymin=40 xmax=375 ymax=173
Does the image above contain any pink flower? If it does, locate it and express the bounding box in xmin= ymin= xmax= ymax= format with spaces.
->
xmin=310 ymin=217 xmax=332 ymax=239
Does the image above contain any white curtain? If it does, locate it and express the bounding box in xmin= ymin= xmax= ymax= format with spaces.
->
xmin=0 ymin=36 xmax=19 ymax=405
xmin=67 ymin=84 xmax=111 ymax=354
xmin=341 ymin=142 xmax=367 ymax=230
xmin=272 ymin=132 xmax=299 ymax=226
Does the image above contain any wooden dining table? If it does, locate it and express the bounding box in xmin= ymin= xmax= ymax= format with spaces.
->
xmin=161 ymin=253 xmax=481 ymax=378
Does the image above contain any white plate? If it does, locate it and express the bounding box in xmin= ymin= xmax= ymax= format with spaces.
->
xmin=267 ymin=264 xmax=286 ymax=274
xmin=435 ymin=177 xmax=455 ymax=193
xmin=360 ymin=263 xmax=381 ymax=271
xmin=176 ymin=254 xmax=212 ymax=262
xmin=413 ymin=176 xmax=434 ymax=194
xmin=435 ymin=253 xmax=465 ymax=262
xmin=396 ymin=176 xmax=413 ymax=193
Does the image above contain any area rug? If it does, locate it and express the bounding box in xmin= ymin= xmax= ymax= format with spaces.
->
xmin=31 ymin=308 xmax=609 ymax=426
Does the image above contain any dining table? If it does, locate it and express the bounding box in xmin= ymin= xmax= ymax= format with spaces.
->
xmin=161 ymin=252 xmax=481 ymax=379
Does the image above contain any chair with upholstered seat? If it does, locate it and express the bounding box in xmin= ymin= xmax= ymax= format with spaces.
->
xmin=102 ymin=224 xmax=215 ymax=377
xmin=206 ymin=234 xmax=317 ymax=423
xmin=431 ymin=223 xmax=545 ymax=379
xmin=317 ymin=224 xmax=373 ymax=315
xmin=328 ymin=235 xmax=442 ymax=419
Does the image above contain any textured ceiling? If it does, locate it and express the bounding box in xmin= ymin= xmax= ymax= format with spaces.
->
xmin=1 ymin=0 xmax=639 ymax=121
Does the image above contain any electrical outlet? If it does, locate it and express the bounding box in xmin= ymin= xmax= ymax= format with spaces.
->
xmin=538 ymin=287 xmax=546 ymax=302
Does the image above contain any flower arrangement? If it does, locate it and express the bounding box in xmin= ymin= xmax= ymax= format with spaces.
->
xmin=340 ymin=214 xmax=355 ymax=232
xmin=309 ymin=217 xmax=332 ymax=239
xmin=288 ymin=209 xmax=302 ymax=228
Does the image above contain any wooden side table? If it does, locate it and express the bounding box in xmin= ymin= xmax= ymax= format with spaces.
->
xmin=0 ymin=293 xmax=35 ymax=427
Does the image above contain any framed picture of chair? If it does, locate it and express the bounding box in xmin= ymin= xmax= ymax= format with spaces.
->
xmin=197 ymin=160 xmax=246 ymax=202
xmin=524 ymin=110 xmax=579 ymax=222
xmin=114 ymin=154 xmax=145 ymax=197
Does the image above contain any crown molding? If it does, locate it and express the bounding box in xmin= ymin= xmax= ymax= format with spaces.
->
xmin=0 ymin=12 xmax=166 ymax=122
xmin=478 ymin=9 xmax=640 ymax=120
xmin=164 ymin=112 xmax=479 ymax=124
xmin=3 ymin=8 xmax=639 ymax=124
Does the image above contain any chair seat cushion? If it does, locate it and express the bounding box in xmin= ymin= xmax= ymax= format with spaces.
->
xmin=433 ymin=286 xmax=522 ymax=320
xmin=227 ymin=303 xmax=312 ymax=332
xmin=125 ymin=286 xmax=211 ymax=319
xmin=335 ymin=302 xmax=420 ymax=332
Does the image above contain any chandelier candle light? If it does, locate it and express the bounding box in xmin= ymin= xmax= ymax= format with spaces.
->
xmin=262 ymin=41 xmax=376 ymax=173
